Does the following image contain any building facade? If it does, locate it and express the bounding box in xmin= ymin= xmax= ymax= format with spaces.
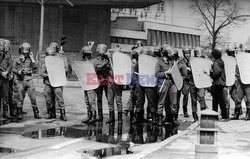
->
xmin=0 ymin=0 xmax=161 ymax=58
xmin=111 ymin=0 xmax=201 ymax=51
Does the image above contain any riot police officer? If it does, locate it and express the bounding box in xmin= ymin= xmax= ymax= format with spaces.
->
xmin=12 ymin=43 xmax=41 ymax=119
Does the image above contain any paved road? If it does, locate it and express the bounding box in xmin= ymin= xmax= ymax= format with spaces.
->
xmin=0 ymin=80 xmax=249 ymax=159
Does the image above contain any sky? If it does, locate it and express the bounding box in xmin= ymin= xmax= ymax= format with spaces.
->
xmin=229 ymin=20 xmax=250 ymax=44
xmin=226 ymin=0 xmax=250 ymax=44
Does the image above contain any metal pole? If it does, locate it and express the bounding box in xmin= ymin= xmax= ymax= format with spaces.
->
xmin=39 ymin=0 xmax=44 ymax=52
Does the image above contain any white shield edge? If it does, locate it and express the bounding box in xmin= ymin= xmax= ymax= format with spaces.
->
xmin=222 ymin=55 xmax=236 ymax=86
xmin=170 ymin=63 xmax=183 ymax=90
xmin=235 ymin=53 xmax=250 ymax=84
xmin=45 ymin=56 xmax=67 ymax=87
xmin=112 ymin=52 xmax=132 ymax=85
xmin=138 ymin=54 xmax=158 ymax=87
xmin=190 ymin=58 xmax=213 ymax=89
xmin=73 ymin=61 xmax=99 ymax=90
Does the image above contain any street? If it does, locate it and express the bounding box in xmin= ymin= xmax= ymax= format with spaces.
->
xmin=0 ymin=80 xmax=195 ymax=159
xmin=0 ymin=80 xmax=249 ymax=159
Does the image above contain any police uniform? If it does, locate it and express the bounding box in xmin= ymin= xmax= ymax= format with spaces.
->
xmin=230 ymin=51 xmax=250 ymax=120
xmin=0 ymin=39 xmax=12 ymax=119
xmin=42 ymin=43 xmax=67 ymax=121
xmin=180 ymin=47 xmax=207 ymax=121
xmin=105 ymin=49 xmax=124 ymax=124
xmin=156 ymin=56 xmax=178 ymax=124
xmin=12 ymin=43 xmax=41 ymax=119
xmin=135 ymin=46 xmax=158 ymax=124
xmin=124 ymin=51 xmax=139 ymax=123
xmin=92 ymin=44 xmax=110 ymax=122
xmin=80 ymin=46 xmax=98 ymax=124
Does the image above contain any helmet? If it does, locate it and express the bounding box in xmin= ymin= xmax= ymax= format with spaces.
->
xmin=49 ymin=42 xmax=59 ymax=53
xmin=80 ymin=46 xmax=92 ymax=54
xmin=0 ymin=39 xmax=5 ymax=51
xmin=153 ymin=46 xmax=161 ymax=57
xmin=161 ymin=44 xmax=175 ymax=57
xmin=194 ymin=47 xmax=204 ymax=57
xmin=173 ymin=48 xmax=179 ymax=60
xmin=245 ymin=46 xmax=250 ymax=53
xmin=4 ymin=39 xmax=10 ymax=52
xmin=45 ymin=47 xmax=54 ymax=55
xmin=96 ymin=44 xmax=107 ymax=54
xmin=135 ymin=40 xmax=143 ymax=47
xmin=19 ymin=42 xmax=31 ymax=54
xmin=141 ymin=46 xmax=153 ymax=56
xmin=182 ymin=46 xmax=191 ymax=54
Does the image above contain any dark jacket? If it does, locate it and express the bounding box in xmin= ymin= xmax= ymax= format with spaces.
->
xmin=210 ymin=59 xmax=226 ymax=86
xmin=0 ymin=52 xmax=12 ymax=80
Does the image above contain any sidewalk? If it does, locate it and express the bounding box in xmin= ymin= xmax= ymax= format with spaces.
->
xmin=142 ymin=119 xmax=250 ymax=159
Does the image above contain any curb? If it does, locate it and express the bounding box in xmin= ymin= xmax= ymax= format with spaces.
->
xmin=131 ymin=121 xmax=199 ymax=159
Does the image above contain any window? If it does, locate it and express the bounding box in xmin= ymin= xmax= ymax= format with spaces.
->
xmin=144 ymin=6 xmax=150 ymax=11
xmin=157 ymin=2 xmax=165 ymax=12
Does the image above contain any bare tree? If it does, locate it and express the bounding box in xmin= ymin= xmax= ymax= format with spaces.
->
xmin=192 ymin=0 xmax=250 ymax=50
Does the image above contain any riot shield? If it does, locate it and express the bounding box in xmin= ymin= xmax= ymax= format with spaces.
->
xmin=190 ymin=57 xmax=213 ymax=89
xmin=170 ymin=62 xmax=183 ymax=90
xmin=222 ymin=55 xmax=236 ymax=86
xmin=138 ymin=54 xmax=158 ymax=87
xmin=236 ymin=53 xmax=250 ymax=84
xmin=45 ymin=56 xmax=67 ymax=87
xmin=73 ymin=61 xmax=99 ymax=90
xmin=112 ymin=51 xmax=132 ymax=85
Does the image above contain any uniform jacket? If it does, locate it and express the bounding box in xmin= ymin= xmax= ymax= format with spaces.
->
xmin=155 ymin=57 xmax=173 ymax=84
xmin=12 ymin=56 xmax=36 ymax=81
xmin=0 ymin=52 xmax=12 ymax=80
xmin=92 ymin=55 xmax=110 ymax=77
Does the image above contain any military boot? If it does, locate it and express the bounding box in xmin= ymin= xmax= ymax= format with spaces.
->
xmin=158 ymin=114 xmax=163 ymax=126
xmin=245 ymin=108 xmax=250 ymax=121
xmin=88 ymin=110 xmax=96 ymax=123
xmin=130 ymin=110 xmax=136 ymax=123
xmin=118 ymin=112 xmax=123 ymax=124
xmin=59 ymin=109 xmax=67 ymax=121
xmin=231 ymin=107 xmax=240 ymax=120
xmin=96 ymin=107 xmax=103 ymax=122
xmin=16 ymin=107 xmax=23 ymax=120
xmin=50 ymin=106 xmax=56 ymax=118
xmin=33 ymin=107 xmax=41 ymax=119
xmin=106 ymin=111 xmax=115 ymax=124
xmin=192 ymin=112 xmax=198 ymax=122
xmin=183 ymin=106 xmax=189 ymax=118
xmin=21 ymin=108 xmax=27 ymax=115
xmin=152 ymin=112 xmax=158 ymax=125
xmin=82 ymin=109 xmax=92 ymax=123
xmin=3 ymin=104 xmax=11 ymax=119
xmin=146 ymin=107 xmax=152 ymax=122
xmin=46 ymin=107 xmax=52 ymax=119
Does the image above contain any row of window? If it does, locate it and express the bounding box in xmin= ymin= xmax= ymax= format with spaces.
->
xmin=110 ymin=31 xmax=200 ymax=49
xmin=144 ymin=2 xmax=165 ymax=12
xmin=111 ymin=37 xmax=146 ymax=46
xmin=147 ymin=30 xmax=200 ymax=48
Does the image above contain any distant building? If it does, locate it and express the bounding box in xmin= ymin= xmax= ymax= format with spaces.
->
xmin=111 ymin=0 xmax=201 ymax=51
xmin=0 ymin=0 xmax=161 ymax=57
